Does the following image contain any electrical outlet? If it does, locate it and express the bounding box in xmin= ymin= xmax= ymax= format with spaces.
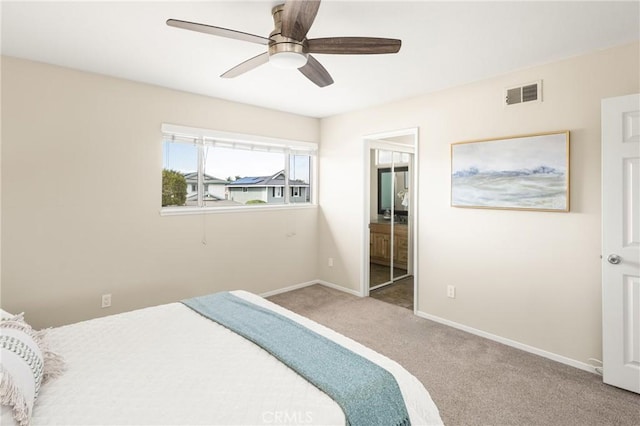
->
xmin=101 ymin=294 xmax=112 ymax=308
xmin=447 ymin=285 xmax=456 ymax=299
xmin=328 ymin=257 xmax=334 ymax=267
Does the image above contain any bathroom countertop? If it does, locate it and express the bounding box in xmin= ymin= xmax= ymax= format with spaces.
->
xmin=370 ymin=216 xmax=408 ymax=225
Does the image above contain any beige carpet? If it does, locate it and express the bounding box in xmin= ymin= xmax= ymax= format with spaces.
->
xmin=268 ymin=284 xmax=640 ymax=426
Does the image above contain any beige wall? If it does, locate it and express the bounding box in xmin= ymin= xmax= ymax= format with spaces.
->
xmin=318 ymin=42 xmax=640 ymax=365
xmin=1 ymin=57 xmax=320 ymax=328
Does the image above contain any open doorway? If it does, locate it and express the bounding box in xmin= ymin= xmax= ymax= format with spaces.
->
xmin=362 ymin=129 xmax=418 ymax=312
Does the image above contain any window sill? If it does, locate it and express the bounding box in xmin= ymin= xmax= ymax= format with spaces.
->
xmin=160 ymin=203 xmax=317 ymax=216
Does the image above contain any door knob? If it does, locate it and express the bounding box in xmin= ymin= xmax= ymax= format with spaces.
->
xmin=607 ymin=254 xmax=622 ymax=265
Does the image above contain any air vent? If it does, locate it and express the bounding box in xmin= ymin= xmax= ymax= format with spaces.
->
xmin=505 ymin=80 xmax=542 ymax=106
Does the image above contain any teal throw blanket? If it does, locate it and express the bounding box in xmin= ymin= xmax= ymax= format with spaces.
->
xmin=182 ymin=292 xmax=410 ymax=426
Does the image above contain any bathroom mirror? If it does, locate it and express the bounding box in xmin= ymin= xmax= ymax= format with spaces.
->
xmin=378 ymin=166 xmax=409 ymax=216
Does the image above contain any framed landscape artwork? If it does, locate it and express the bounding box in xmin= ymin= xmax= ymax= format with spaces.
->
xmin=451 ymin=131 xmax=570 ymax=212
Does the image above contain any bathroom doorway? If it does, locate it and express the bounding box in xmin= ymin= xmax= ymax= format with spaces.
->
xmin=362 ymin=129 xmax=418 ymax=312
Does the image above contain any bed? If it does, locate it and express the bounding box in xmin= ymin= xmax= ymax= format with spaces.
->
xmin=1 ymin=290 xmax=443 ymax=425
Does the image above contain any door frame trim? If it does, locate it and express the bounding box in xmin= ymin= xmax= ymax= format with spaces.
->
xmin=362 ymin=127 xmax=419 ymax=314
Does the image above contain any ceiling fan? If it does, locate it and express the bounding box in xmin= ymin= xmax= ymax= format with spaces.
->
xmin=167 ymin=0 xmax=401 ymax=88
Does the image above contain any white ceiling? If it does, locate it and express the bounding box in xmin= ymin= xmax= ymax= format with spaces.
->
xmin=2 ymin=1 xmax=639 ymax=118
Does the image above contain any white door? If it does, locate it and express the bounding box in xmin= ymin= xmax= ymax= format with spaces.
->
xmin=602 ymin=93 xmax=640 ymax=394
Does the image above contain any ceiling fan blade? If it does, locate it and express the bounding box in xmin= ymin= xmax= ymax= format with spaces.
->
xmin=298 ymin=55 xmax=333 ymax=88
xmin=281 ymin=0 xmax=321 ymax=41
xmin=166 ymin=19 xmax=270 ymax=45
xmin=307 ymin=37 xmax=401 ymax=54
xmin=221 ymin=52 xmax=270 ymax=78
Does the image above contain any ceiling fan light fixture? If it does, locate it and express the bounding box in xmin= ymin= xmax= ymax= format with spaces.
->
xmin=269 ymin=51 xmax=308 ymax=69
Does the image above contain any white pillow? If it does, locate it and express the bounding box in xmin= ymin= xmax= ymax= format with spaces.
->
xmin=0 ymin=314 xmax=45 ymax=426
xmin=0 ymin=309 xmax=19 ymax=426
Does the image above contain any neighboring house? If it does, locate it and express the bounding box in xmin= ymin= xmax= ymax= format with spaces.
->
xmin=227 ymin=170 xmax=310 ymax=204
xmin=183 ymin=172 xmax=231 ymax=206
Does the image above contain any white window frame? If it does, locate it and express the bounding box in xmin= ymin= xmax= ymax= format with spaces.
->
xmin=161 ymin=123 xmax=317 ymax=216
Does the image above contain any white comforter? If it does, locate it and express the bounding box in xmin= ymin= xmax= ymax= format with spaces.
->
xmin=32 ymin=291 xmax=443 ymax=425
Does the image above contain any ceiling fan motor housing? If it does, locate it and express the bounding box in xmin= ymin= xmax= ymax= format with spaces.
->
xmin=268 ymin=4 xmax=309 ymax=69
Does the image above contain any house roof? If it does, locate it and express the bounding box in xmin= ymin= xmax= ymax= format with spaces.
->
xmin=182 ymin=172 xmax=228 ymax=184
xmin=228 ymin=170 xmax=308 ymax=187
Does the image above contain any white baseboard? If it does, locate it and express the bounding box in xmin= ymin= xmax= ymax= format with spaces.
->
xmin=416 ymin=310 xmax=598 ymax=375
xmin=260 ymin=280 xmax=317 ymax=298
xmin=316 ymin=280 xmax=362 ymax=297
xmin=260 ymin=279 xmax=362 ymax=298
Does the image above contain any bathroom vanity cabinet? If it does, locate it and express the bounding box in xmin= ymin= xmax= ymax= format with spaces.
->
xmin=369 ymin=222 xmax=408 ymax=269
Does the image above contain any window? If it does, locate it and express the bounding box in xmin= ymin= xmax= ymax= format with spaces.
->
xmin=161 ymin=124 xmax=316 ymax=213
xmin=289 ymin=155 xmax=310 ymax=204
xmin=376 ymin=150 xmax=410 ymax=166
